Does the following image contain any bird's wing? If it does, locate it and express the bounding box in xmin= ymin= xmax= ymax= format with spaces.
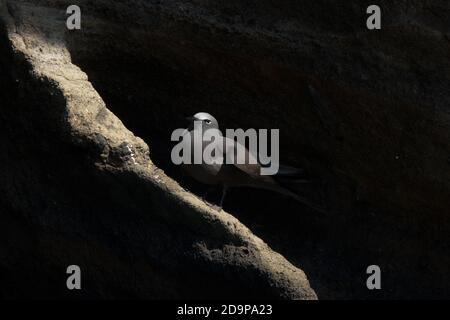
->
xmin=220 ymin=136 xmax=262 ymax=179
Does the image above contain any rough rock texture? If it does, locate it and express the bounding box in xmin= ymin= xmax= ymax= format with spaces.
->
xmin=1 ymin=0 xmax=450 ymax=299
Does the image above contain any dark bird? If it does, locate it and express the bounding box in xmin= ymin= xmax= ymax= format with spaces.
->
xmin=180 ymin=112 xmax=326 ymax=213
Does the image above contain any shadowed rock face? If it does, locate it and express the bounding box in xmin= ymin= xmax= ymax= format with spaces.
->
xmin=0 ymin=0 xmax=449 ymax=299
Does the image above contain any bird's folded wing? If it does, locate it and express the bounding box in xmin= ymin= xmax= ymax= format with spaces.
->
xmin=220 ymin=136 xmax=262 ymax=179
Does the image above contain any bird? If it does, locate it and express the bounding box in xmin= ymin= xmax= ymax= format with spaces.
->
xmin=179 ymin=112 xmax=326 ymax=213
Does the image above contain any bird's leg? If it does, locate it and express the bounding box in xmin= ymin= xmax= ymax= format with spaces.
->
xmin=219 ymin=185 xmax=228 ymax=209
xmin=202 ymin=189 xmax=209 ymax=201
xmin=201 ymin=187 xmax=220 ymax=210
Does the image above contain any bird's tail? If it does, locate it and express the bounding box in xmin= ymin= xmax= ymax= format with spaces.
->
xmin=276 ymin=186 xmax=327 ymax=214
xmin=273 ymin=165 xmax=312 ymax=184
xmin=260 ymin=164 xmax=327 ymax=213
xmin=261 ymin=178 xmax=327 ymax=214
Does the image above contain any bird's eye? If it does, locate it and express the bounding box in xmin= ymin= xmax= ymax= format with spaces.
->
xmin=205 ymin=120 xmax=212 ymax=124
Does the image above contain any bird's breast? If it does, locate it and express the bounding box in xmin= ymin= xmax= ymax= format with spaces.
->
xmin=181 ymin=162 xmax=223 ymax=185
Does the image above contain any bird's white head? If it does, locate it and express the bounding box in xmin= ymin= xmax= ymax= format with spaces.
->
xmin=186 ymin=112 xmax=219 ymax=130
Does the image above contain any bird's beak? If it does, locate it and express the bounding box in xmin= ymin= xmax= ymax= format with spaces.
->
xmin=185 ymin=116 xmax=196 ymax=130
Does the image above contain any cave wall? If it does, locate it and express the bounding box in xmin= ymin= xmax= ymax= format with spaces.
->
xmin=0 ymin=0 xmax=449 ymax=299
